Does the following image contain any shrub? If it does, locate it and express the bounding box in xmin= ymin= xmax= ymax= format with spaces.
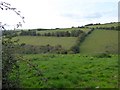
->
xmin=94 ymin=52 xmax=111 ymax=58
xmin=70 ymin=45 xmax=80 ymax=54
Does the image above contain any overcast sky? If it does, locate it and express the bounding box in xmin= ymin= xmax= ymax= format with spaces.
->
xmin=0 ymin=0 xmax=119 ymax=29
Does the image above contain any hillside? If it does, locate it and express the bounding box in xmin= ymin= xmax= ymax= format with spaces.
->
xmin=36 ymin=28 xmax=91 ymax=35
xmin=85 ymin=22 xmax=118 ymax=29
xmin=10 ymin=22 xmax=118 ymax=54
xmin=80 ymin=30 xmax=118 ymax=54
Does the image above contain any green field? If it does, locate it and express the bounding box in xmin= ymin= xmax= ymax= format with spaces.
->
xmin=9 ymin=54 xmax=118 ymax=88
xmin=13 ymin=29 xmax=118 ymax=53
xmin=13 ymin=36 xmax=77 ymax=49
xmin=80 ymin=30 xmax=118 ymax=54
xmin=86 ymin=22 xmax=118 ymax=28
xmin=36 ymin=28 xmax=91 ymax=34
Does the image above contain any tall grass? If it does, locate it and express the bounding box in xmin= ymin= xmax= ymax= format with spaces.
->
xmin=14 ymin=54 xmax=118 ymax=88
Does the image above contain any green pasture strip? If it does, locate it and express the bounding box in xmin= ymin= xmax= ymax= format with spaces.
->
xmin=86 ymin=22 xmax=118 ymax=28
xmin=80 ymin=30 xmax=118 ymax=54
xmin=36 ymin=28 xmax=91 ymax=34
xmin=13 ymin=36 xmax=77 ymax=49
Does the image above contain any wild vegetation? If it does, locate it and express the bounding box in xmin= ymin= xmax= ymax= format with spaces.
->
xmin=10 ymin=54 xmax=118 ymax=88
xmin=1 ymin=2 xmax=25 ymax=89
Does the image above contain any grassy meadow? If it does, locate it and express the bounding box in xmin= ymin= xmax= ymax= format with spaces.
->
xmin=80 ymin=30 xmax=118 ymax=54
xmin=9 ymin=54 xmax=118 ymax=88
xmin=13 ymin=36 xmax=77 ymax=49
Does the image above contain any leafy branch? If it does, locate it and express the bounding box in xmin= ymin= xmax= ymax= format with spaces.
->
xmin=0 ymin=1 xmax=25 ymax=30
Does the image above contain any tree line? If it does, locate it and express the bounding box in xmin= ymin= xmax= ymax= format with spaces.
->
xmin=19 ymin=30 xmax=84 ymax=37
xmin=70 ymin=29 xmax=94 ymax=54
xmin=92 ymin=26 xmax=119 ymax=30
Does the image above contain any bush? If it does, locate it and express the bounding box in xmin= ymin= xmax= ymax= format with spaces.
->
xmin=2 ymin=37 xmax=21 ymax=88
xmin=70 ymin=45 xmax=80 ymax=54
xmin=94 ymin=52 xmax=111 ymax=58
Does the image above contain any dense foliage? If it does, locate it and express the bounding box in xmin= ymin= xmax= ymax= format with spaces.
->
xmin=0 ymin=1 xmax=25 ymax=88
xmin=2 ymin=37 xmax=21 ymax=88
